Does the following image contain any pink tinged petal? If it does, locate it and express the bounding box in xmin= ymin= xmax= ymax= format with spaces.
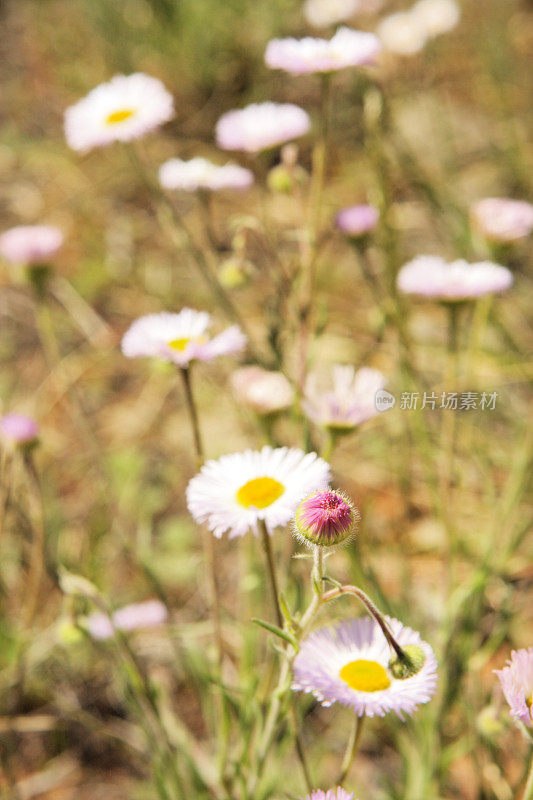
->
xmin=1 ymin=414 xmax=39 ymax=444
xmin=0 ymin=226 xmax=63 ymax=264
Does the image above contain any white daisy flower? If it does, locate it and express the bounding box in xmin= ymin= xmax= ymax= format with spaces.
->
xmin=121 ymin=309 xmax=246 ymax=368
xmin=397 ymin=255 xmax=513 ymax=300
xmin=216 ymin=102 xmax=311 ymax=154
xmin=292 ymin=616 xmax=438 ymax=719
xmin=64 ymin=73 xmax=174 ymax=152
xmin=159 ymin=157 xmax=254 ymax=192
xmin=303 ymin=365 xmax=387 ymax=431
xmin=265 ymin=27 xmax=381 ymax=75
xmin=377 ymin=12 xmax=428 ymax=56
xmin=186 ymin=446 xmax=331 ymax=538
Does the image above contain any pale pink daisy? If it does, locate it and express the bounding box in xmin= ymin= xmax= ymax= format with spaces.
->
xmin=186 ymin=446 xmax=330 ymax=538
xmin=64 ymin=73 xmax=174 ymax=152
xmin=336 ymin=204 xmax=379 ymax=237
xmin=121 ymin=309 xmax=246 ymax=368
xmin=292 ymin=616 xmax=438 ymax=719
xmin=231 ymin=366 xmax=294 ymax=415
xmin=377 ymin=12 xmax=428 ymax=56
xmin=471 ymin=198 xmax=533 ymax=243
xmin=265 ymin=27 xmax=381 ymax=75
xmin=159 ymin=157 xmax=254 ymax=192
xmin=495 ymin=648 xmax=533 ymax=728
xmin=303 ymin=365 xmax=386 ymax=431
xmin=303 ymin=789 xmax=355 ymax=800
xmin=0 ymin=414 xmax=39 ymax=444
xmin=412 ymin=0 xmax=461 ymax=37
xmin=397 ymin=255 xmax=513 ymax=300
xmin=0 ymin=226 xmax=63 ymax=265
xmin=216 ymin=102 xmax=311 ymax=154
xmin=294 ymin=489 xmax=358 ymax=547
xmin=85 ymin=600 xmax=168 ymax=641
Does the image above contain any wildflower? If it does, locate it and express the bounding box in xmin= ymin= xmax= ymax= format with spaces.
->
xmin=0 ymin=414 xmax=39 ymax=445
xmin=412 ymin=0 xmax=461 ymax=37
xmin=265 ymin=27 xmax=381 ymax=75
xmin=471 ymin=198 xmax=533 ymax=243
xmin=303 ymin=365 xmax=386 ymax=431
xmin=121 ymin=309 xmax=246 ymax=368
xmin=495 ymin=648 xmax=533 ymax=728
xmin=377 ymin=12 xmax=428 ymax=56
xmin=302 ymin=789 xmax=355 ymax=800
xmin=84 ymin=600 xmax=168 ymax=641
xmin=216 ymin=103 xmax=311 ymax=154
xmin=159 ymin=157 xmax=254 ymax=192
xmin=231 ymin=366 xmax=294 ymax=415
xmin=336 ymin=204 xmax=379 ymax=238
xmin=64 ymin=73 xmax=174 ymax=152
xmin=0 ymin=226 xmax=63 ymax=265
xmin=294 ymin=489 xmax=358 ymax=547
xmin=397 ymin=255 xmax=513 ymax=300
xmin=292 ymin=616 xmax=437 ymax=718
xmin=303 ymin=0 xmax=361 ymax=29
xmin=186 ymin=446 xmax=330 ymax=539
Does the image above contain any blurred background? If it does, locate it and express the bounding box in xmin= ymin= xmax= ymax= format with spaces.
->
xmin=0 ymin=0 xmax=532 ymax=798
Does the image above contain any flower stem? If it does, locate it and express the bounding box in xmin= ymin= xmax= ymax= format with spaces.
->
xmin=523 ymin=751 xmax=533 ymax=800
xmin=321 ymin=584 xmax=407 ymax=662
xmin=259 ymin=518 xmax=283 ymax=629
xmin=338 ymin=713 xmax=365 ymax=785
xmin=179 ymin=366 xmax=204 ymax=468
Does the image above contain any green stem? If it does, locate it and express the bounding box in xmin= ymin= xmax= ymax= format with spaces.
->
xmin=338 ymin=713 xmax=365 ymax=785
xmin=259 ymin=519 xmax=283 ymax=629
xmin=523 ymin=751 xmax=533 ymax=800
xmin=179 ymin=366 xmax=204 ymax=468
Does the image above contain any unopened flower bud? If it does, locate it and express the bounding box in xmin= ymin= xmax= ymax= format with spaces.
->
xmin=389 ymin=644 xmax=426 ymax=679
xmin=218 ymin=257 xmax=253 ymax=289
xmin=294 ymin=488 xmax=358 ymax=547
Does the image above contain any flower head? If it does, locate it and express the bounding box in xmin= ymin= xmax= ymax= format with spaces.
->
xmin=303 ymin=365 xmax=386 ymax=431
xmin=0 ymin=226 xmax=63 ymax=265
xmin=1 ymin=414 xmax=39 ymax=445
xmin=159 ymin=157 xmax=254 ymax=192
xmin=64 ymin=73 xmax=174 ymax=152
xmin=336 ymin=204 xmax=379 ymax=238
xmin=85 ymin=600 xmax=168 ymax=641
xmin=121 ymin=309 xmax=246 ymax=368
xmin=293 ymin=616 xmax=437 ymax=718
xmin=231 ymin=366 xmax=294 ymax=415
xmin=265 ymin=27 xmax=381 ymax=75
xmin=294 ymin=489 xmax=358 ymax=547
xmin=412 ymin=0 xmax=461 ymax=37
xmin=216 ymin=102 xmax=311 ymax=154
xmin=186 ymin=446 xmax=330 ymax=539
xmin=397 ymin=255 xmax=513 ymax=301
xmin=471 ymin=198 xmax=533 ymax=243
xmin=377 ymin=12 xmax=428 ymax=56
xmin=303 ymin=789 xmax=355 ymax=800
xmin=303 ymin=0 xmax=361 ymax=28
xmin=495 ymin=648 xmax=533 ymax=728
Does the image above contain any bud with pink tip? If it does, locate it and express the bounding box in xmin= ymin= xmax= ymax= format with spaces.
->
xmin=336 ymin=204 xmax=379 ymax=239
xmin=1 ymin=414 xmax=39 ymax=445
xmin=294 ymin=488 xmax=358 ymax=547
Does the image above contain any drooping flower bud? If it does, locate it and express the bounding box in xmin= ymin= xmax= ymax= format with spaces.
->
xmin=389 ymin=644 xmax=426 ymax=679
xmin=294 ymin=488 xmax=358 ymax=547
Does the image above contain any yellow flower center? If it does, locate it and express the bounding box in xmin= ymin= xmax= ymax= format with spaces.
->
xmin=339 ymin=659 xmax=391 ymax=693
xmin=236 ymin=477 xmax=285 ymax=509
xmin=168 ymin=335 xmax=207 ymax=352
xmin=168 ymin=337 xmax=192 ymax=352
xmin=106 ymin=108 xmax=135 ymax=125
